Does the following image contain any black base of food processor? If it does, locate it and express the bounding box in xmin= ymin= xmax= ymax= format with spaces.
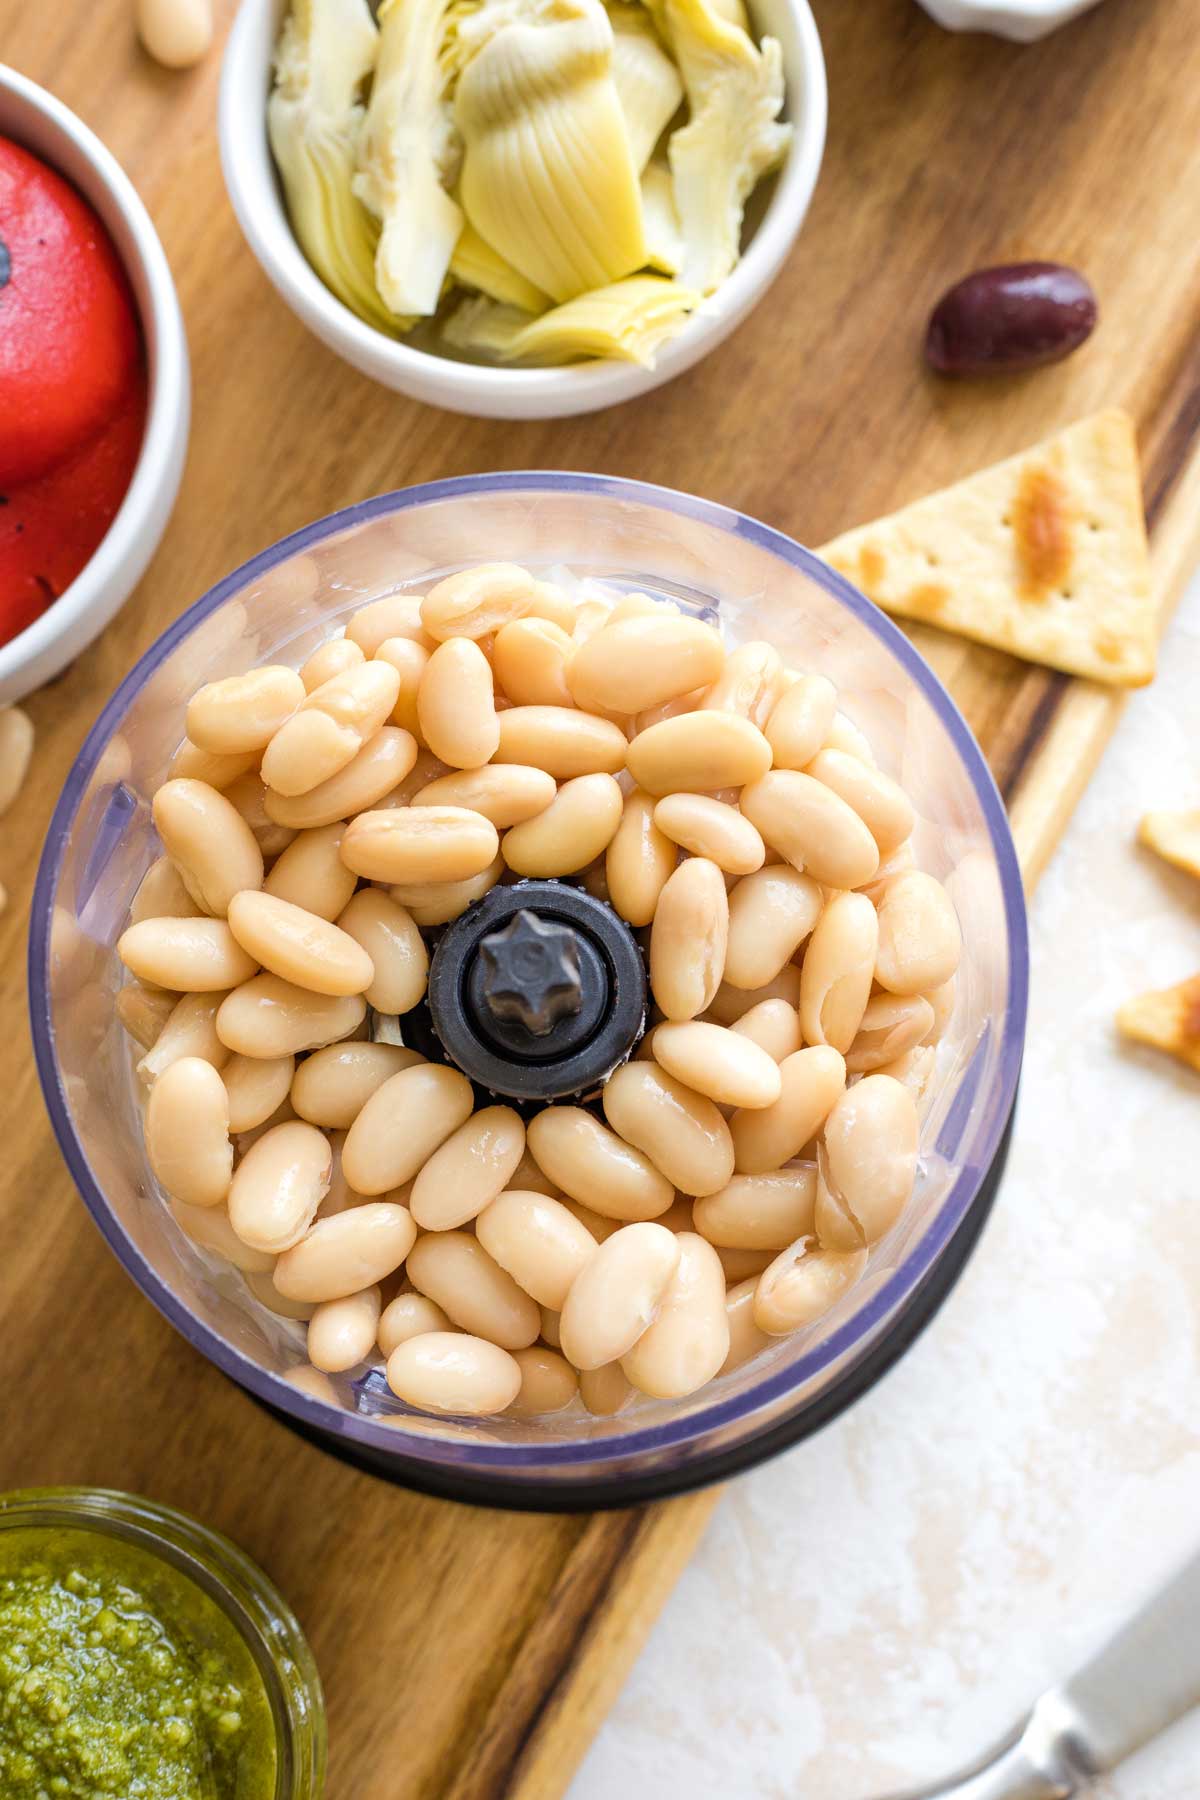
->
xmin=251 ymin=1089 xmax=1019 ymax=1516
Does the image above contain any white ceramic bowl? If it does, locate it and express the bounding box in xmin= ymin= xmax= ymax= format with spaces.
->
xmin=0 ymin=69 xmax=190 ymax=705
xmin=219 ymin=0 xmax=826 ymax=420
xmin=915 ymin=0 xmax=1103 ymax=41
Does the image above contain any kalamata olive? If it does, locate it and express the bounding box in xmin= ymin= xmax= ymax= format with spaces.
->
xmin=925 ymin=262 xmax=1097 ymax=376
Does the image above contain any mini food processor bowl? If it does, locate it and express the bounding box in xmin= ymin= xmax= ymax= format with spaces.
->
xmin=0 ymin=67 xmax=190 ymax=704
xmin=29 ymin=474 xmax=1027 ymax=1512
xmin=0 ymin=1487 xmax=326 ymax=1798
xmin=218 ymin=0 xmax=826 ymax=421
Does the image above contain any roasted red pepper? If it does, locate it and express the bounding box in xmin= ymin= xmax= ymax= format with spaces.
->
xmin=0 ymin=135 xmax=147 ymax=647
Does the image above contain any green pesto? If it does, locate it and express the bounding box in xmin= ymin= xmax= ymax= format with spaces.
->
xmin=0 ymin=1527 xmax=276 ymax=1798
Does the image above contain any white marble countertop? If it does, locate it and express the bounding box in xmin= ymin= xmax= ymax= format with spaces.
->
xmin=573 ymin=570 xmax=1200 ymax=1800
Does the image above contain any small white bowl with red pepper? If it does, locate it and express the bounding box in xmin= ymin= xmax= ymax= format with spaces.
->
xmin=0 ymin=68 xmax=189 ymax=703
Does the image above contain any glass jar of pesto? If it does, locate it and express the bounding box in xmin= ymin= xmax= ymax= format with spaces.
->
xmin=0 ymin=1488 xmax=325 ymax=1799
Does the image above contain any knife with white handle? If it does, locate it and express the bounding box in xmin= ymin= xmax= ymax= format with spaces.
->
xmin=879 ymin=1546 xmax=1200 ymax=1799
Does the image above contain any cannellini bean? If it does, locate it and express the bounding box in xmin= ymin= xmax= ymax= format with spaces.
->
xmin=263 ymin=727 xmax=417 ymax=830
xmin=846 ymin=993 xmax=936 ymax=1074
xmin=798 ymin=891 xmax=878 ymax=1052
xmin=373 ymin=636 xmax=429 ymax=740
xmin=347 ymin=594 xmax=433 ymax=655
xmin=723 ymin=864 xmax=822 ymax=989
xmin=417 ymin=639 xmax=500 ymax=769
xmin=754 ymin=1238 xmax=868 ymax=1335
xmin=409 ymin=1107 xmax=526 ymax=1230
xmin=186 ymin=666 xmax=305 ymax=754
xmin=116 ymin=981 xmax=177 ymax=1049
xmin=720 ymin=1277 xmax=772 ymax=1373
xmin=700 ymin=640 xmax=784 ymax=729
xmin=858 ymin=837 xmax=917 ymax=904
xmin=475 ymin=1189 xmax=596 ymax=1309
xmin=234 ymin=1095 xmax=297 ymax=1153
xmin=502 ymin=773 xmax=622 ymax=876
xmin=602 ymin=1062 xmax=734 ymax=1198
xmin=715 ymin=1244 xmax=774 ymax=1282
xmin=729 ymin=999 xmax=803 ymax=1064
xmin=579 ymin=1362 xmax=633 ymax=1416
xmin=621 ymin=1233 xmax=728 ymax=1398
xmin=705 ymin=964 xmax=802 ymax=1025
xmin=414 ymin=763 xmax=556 ymax=828
xmin=650 ymin=857 xmax=728 ymax=1021
xmin=335 ymin=889 xmax=428 ymax=1015
xmin=874 ymin=871 xmax=962 ymax=995
xmin=118 ymin=917 xmax=258 ymax=991
xmin=824 ymin=712 xmax=877 ymax=764
xmin=216 ymin=975 xmax=365 ymax=1058
xmin=559 ymin=1197 xmax=622 ymax=1243
xmin=137 ymin=990 xmax=229 ymax=1081
xmin=389 ymin=855 xmax=505 ymax=928
xmin=605 ymin=788 xmax=677 ymax=928
xmin=560 ymin=1222 xmax=680 ymax=1370
xmin=730 ymin=1045 xmax=846 ymax=1174
xmin=492 ymin=618 xmax=574 ymax=707
xmin=282 ymin=1364 xmax=341 ymax=1404
xmin=168 ymin=740 xmax=259 ymax=790
xmin=571 ymin=599 xmax=609 ymax=640
xmin=508 ymin=1148 xmax=561 ymax=1199
xmin=406 ymin=1231 xmax=540 ymax=1349
xmin=815 ymin=1074 xmax=918 ymax=1250
xmin=136 ymin=0 xmax=213 ymax=68
xmin=300 ymin=635 xmax=364 ymax=691
xmin=693 ymin=1166 xmax=817 ymax=1249
xmin=806 ymin=748 xmax=915 ymax=857
xmin=421 ymin=563 xmax=538 ymax=640
xmin=306 ymin=1286 xmax=382 ymax=1372
xmin=290 ymin=1042 xmax=423 ymax=1128
xmin=377 ymin=1290 xmax=453 ymax=1357
xmin=764 ymin=674 xmax=838 ymax=770
xmin=635 ymin=688 xmax=706 ymax=734
xmin=0 ymin=705 xmax=34 ymax=813
xmin=315 ymin=1131 xmax=368 ymax=1218
xmin=342 ymin=1062 xmax=474 ymax=1194
xmin=875 ymin=1044 xmax=937 ymax=1107
xmin=171 ymin=1198 xmax=274 ymax=1273
xmin=386 ymin=1332 xmax=521 ymax=1416
xmin=508 ymin=1346 xmax=579 ymax=1417
xmin=221 ymin=1052 xmax=295 ymax=1133
xmin=526 ymin=1107 xmax=673 ymax=1220
xmin=923 ymin=976 xmax=956 ymax=1042
xmin=340 ymin=805 xmax=499 ymax=884
xmin=130 ymin=856 xmax=203 ymax=925
xmin=604 ymin=591 xmax=678 ymax=623
xmin=222 ymin=772 xmax=296 ymax=859
xmin=243 ymin=1269 xmax=315 ymax=1321
xmin=378 ymin=749 xmax=448 ymax=807
xmin=228 ymin=1119 xmax=333 ymax=1253
xmin=263 ymin=662 xmax=401 ymax=796
xmin=740 ymin=772 xmax=880 ymax=889
xmin=653 ymin=1021 xmax=782 ymax=1109
xmin=526 ymin=580 xmax=577 ymax=632
xmin=566 ymin=615 xmax=723 ymax=714
xmin=626 ymin=711 xmax=771 ymax=797
xmin=263 ymin=824 xmax=358 ymax=921
xmin=145 ymin=1056 xmax=232 ymax=1207
xmin=274 ymin=1202 xmax=417 ymax=1301
xmin=495 ymin=705 xmax=627 ymax=778
xmin=539 ymin=1306 xmax=562 ymax=1346
xmin=652 ymin=794 xmax=765 ymax=876
xmin=152 ymin=780 xmax=265 ymax=916
xmin=227 ymin=891 xmax=374 ymax=997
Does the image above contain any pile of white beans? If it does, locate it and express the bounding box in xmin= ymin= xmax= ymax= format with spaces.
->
xmin=114 ymin=564 xmax=961 ymax=1422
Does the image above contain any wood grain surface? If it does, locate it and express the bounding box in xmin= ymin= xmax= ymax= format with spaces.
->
xmin=3 ymin=0 xmax=1200 ymax=1795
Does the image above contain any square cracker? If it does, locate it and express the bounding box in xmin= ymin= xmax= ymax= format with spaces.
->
xmin=1116 ymin=976 xmax=1200 ymax=1074
xmin=818 ymin=410 xmax=1154 ymax=686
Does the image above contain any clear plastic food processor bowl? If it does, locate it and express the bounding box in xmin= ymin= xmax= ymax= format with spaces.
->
xmin=29 ymin=475 xmax=1027 ymax=1510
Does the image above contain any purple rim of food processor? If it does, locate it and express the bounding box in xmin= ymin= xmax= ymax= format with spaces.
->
xmin=29 ymin=472 xmax=1029 ymax=1490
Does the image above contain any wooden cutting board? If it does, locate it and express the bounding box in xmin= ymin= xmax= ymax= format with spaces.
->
xmin=4 ymin=0 xmax=1200 ymax=1794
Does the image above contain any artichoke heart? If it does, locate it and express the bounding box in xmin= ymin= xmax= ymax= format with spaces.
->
xmin=450 ymin=220 xmax=552 ymax=312
xmin=354 ymin=0 xmax=464 ymax=318
xmin=268 ymin=0 xmax=407 ymax=334
xmin=442 ymin=275 xmax=698 ymax=366
xmin=606 ymin=3 xmax=683 ymax=172
xmin=455 ymin=0 xmax=647 ymax=304
xmin=658 ymin=0 xmax=791 ymax=295
xmin=640 ymin=159 xmax=683 ymax=275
